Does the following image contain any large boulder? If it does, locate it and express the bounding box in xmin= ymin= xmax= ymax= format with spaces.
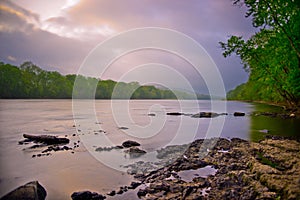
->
xmin=122 ymin=140 xmax=140 ymax=148
xmin=0 ymin=181 xmax=46 ymax=200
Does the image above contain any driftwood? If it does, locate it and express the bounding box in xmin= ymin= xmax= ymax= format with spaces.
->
xmin=23 ymin=134 xmax=69 ymax=145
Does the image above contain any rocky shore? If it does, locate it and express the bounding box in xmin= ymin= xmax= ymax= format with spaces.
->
xmin=6 ymin=135 xmax=300 ymax=199
xmin=130 ymin=136 xmax=300 ymax=200
xmin=70 ymin=136 xmax=300 ymax=200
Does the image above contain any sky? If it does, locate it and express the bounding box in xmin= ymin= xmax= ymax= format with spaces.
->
xmin=0 ymin=0 xmax=256 ymax=94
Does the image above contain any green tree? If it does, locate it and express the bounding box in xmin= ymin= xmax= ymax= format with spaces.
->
xmin=0 ymin=62 xmax=24 ymax=98
xmin=221 ymin=0 xmax=300 ymax=107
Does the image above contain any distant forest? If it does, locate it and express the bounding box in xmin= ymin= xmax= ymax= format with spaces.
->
xmin=0 ymin=61 xmax=209 ymax=99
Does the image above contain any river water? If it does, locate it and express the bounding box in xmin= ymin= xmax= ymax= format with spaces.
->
xmin=0 ymin=100 xmax=299 ymax=199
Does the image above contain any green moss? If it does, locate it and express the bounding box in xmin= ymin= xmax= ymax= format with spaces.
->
xmin=256 ymin=152 xmax=284 ymax=170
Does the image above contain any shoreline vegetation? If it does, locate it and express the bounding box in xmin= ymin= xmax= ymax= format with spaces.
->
xmin=0 ymin=61 xmax=211 ymax=100
xmin=220 ymin=0 xmax=300 ymax=110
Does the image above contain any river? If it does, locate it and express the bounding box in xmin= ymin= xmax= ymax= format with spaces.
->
xmin=0 ymin=100 xmax=299 ymax=199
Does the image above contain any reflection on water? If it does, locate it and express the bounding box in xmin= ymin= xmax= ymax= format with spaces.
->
xmin=249 ymin=103 xmax=300 ymax=142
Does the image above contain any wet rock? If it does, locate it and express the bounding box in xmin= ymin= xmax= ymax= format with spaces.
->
xmin=95 ymin=145 xmax=124 ymax=152
xmin=122 ymin=140 xmax=141 ymax=148
xmin=116 ymin=189 xmax=123 ymax=195
xmin=131 ymin=137 xmax=300 ymax=200
xmin=182 ymin=186 xmax=194 ymax=199
xmin=0 ymin=181 xmax=46 ymax=200
xmin=71 ymin=191 xmax=106 ymax=200
xmin=156 ymin=144 xmax=189 ymax=160
xmin=128 ymin=182 xmax=141 ymax=189
xmin=137 ymin=189 xmax=147 ymax=198
xmin=233 ymin=112 xmax=245 ymax=116
xmin=41 ymin=145 xmax=72 ymax=153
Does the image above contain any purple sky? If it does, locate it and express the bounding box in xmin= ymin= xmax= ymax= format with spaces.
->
xmin=0 ymin=0 xmax=256 ymax=93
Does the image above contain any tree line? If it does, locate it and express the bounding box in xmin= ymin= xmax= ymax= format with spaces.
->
xmin=0 ymin=61 xmax=207 ymax=99
xmin=221 ymin=0 xmax=300 ymax=108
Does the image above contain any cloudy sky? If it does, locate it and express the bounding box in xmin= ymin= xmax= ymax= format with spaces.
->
xmin=0 ymin=0 xmax=256 ymax=93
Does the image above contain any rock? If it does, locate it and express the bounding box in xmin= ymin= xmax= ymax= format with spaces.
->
xmin=128 ymin=182 xmax=141 ymax=189
xmin=23 ymin=134 xmax=69 ymax=145
xmin=71 ymin=191 xmax=106 ymax=200
xmin=148 ymin=113 xmax=156 ymax=116
xmin=122 ymin=140 xmax=140 ymax=148
xmin=233 ymin=112 xmax=245 ymax=116
xmin=289 ymin=113 xmax=296 ymax=118
xmin=182 ymin=186 xmax=193 ymax=199
xmin=0 ymin=181 xmax=46 ymax=200
xmin=116 ymin=189 xmax=123 ymax=195
xmin=137 ymin=189 xmax=147 ymax=198
xmin=166 ymin=112 xmax=183 ymax=116
xmin=118 ymin=126 xmax=129 ymax=130
xmin=125 ymin=147 xmax=146 ymax=158
xmin=107 ymin=190 xmax=116 ymax=196
xmin=191 ymin=112 xmax=221 ymax=118
xmin=129 ymin=137 xmax=300 ymax=200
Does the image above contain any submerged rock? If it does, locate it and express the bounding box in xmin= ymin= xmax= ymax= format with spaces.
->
xmin=0 ymin=181 xmax=46 ymax=200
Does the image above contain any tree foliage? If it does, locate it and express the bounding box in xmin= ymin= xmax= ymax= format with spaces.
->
xmin=221 ymin=0 xmax=300 ymax=107
xmin=0 ymin=61 xmax=202 ymax=99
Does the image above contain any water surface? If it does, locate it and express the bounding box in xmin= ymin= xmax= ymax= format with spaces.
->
xmin=0 ymin=100 xmax=299 ymax=199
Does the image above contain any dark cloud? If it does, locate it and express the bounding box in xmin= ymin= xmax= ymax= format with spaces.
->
xmin=0 ymin=0 xmax=40 ymax=32
xmin=0 ymin=0 xmax=93 ymax=73
xmin=0 ymin=0 xmax=255 ymax=91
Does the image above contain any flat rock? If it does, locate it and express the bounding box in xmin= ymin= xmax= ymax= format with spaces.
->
xmin=131 ymin=137 xmax=300 ymax=200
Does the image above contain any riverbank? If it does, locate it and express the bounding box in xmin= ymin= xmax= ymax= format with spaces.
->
xmin=119 ymin=136 xmax=300 ymax=200
xmin=229 ymin=99 xmax=300 ymax=116
xmin=5 ymin=135 xmax=299 ymax=200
